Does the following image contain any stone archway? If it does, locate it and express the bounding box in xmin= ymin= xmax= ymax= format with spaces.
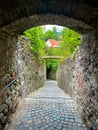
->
xmin=0 ymin=0 xmax=98 ymax=30
xmin=0 ymin=1 xmax=98 ymax=129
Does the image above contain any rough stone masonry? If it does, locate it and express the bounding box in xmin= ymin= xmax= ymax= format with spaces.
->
xmin=57 ymin=33 xmax=98 ymax=130
xmin=74 ymin=33 xmax=98 ymax=130
xmin=0 ymin=36 xmax=45 ymax=130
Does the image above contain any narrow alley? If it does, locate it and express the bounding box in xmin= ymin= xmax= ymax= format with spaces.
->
xmin=4 ymin=80 xmax=87 ymax=130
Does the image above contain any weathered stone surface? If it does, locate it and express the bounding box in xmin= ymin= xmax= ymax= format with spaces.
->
xmin=73 ymin=33 xmax=98 ymax=130
xmin=0 ymin=113 xmax=4 ymax=122
xmin=57 ymin=57 xmax=75 ymax=96
xmin=0 ymin=36 xmax=45 ymax=129
xmin=2 ymin=116 xmax=8 ymax=124
xmin=0 ymin=104 xmax=8 ymax=113
xmin=0 ymin=0 xmax=98 ymax=33
xmin=0 ymin=124 xmax=3 ymax=130
xmin=47 ymin=70 xmax=56 ymax=80
xmin=3 ymin=108 xmax=8 ymax=115
xmin=57 ymin=33 xmax=98 ymax=130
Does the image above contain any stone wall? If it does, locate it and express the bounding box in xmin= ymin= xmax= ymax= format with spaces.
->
xmin=57 ymin=33 xmax=98 ymax=130
xmin=0 ymin=35 xmax=45 ymax=129
xmin=57 ymin=57 xmax=75 ymax=96
xmin=73 ymin=33 xmax=98 ymax=130
xmin=47 ymin=70 xmax=56 ymax=80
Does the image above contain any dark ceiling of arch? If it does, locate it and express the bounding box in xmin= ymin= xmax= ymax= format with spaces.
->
xmin=0 ymin=0 xmax=98 ymax=31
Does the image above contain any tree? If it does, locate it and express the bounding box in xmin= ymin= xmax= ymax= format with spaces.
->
xmin=60 ymin=28 xmax=81 ymax=59
xmin=43 ymin=29 xmax=60 ymax=41
xmin=23 ymin=26 xmax=45 ymax=58
xmin=22 ymin=26 xmax=81 ymax=72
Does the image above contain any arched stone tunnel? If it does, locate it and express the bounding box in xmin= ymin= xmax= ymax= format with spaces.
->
xmin=0 ymin=0 xmax=98 ymax=130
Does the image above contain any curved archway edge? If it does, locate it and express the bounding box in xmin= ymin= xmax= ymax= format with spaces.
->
xmin=0 ymin=14 xmax=94 ymax=35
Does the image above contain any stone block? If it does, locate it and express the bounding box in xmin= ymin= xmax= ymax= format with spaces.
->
xmin=5 ymin=96 xmax=12 ymax=105
xmin=0 ymin=113 xmax=4 ymax=122
xmin=0 ymin=104 xmax=7 ymax=113
xmin=0 ymin=124 xmax=3 ymax=130
xmin=2 ymin=116 xmax=8 ymax=124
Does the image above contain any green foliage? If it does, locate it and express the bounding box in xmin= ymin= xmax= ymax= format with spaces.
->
xmin=60 ymin=28 xmax=81 ymax=59
xmin=43 ymin=30 xmax=60 ymax=41
xmin=23 ymin=26 xmax=45 ymax=58
xmin=45 ymin=59 xmax=59 ymax=72
xmin=71 ymin=46 xmax=79 ymax=59
xmin=22 ymin=26 xmax=81 ymax=72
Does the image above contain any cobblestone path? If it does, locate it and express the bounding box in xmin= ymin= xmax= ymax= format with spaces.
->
xmin=5 ymin=80 xmax=87 ymax=130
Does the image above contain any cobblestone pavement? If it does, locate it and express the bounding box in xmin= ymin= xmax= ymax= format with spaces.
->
xmin=5 ymin=80 xmax=87 ymax=130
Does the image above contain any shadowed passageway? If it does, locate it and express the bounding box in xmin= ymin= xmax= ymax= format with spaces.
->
xmin=5 ymin=81 xmax=87 ymax=130
xmin=0 ymin=1 xmax=98 ymax=129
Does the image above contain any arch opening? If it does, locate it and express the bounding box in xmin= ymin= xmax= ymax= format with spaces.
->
xmin=21 ymin=24 xmax=81 ymax=81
